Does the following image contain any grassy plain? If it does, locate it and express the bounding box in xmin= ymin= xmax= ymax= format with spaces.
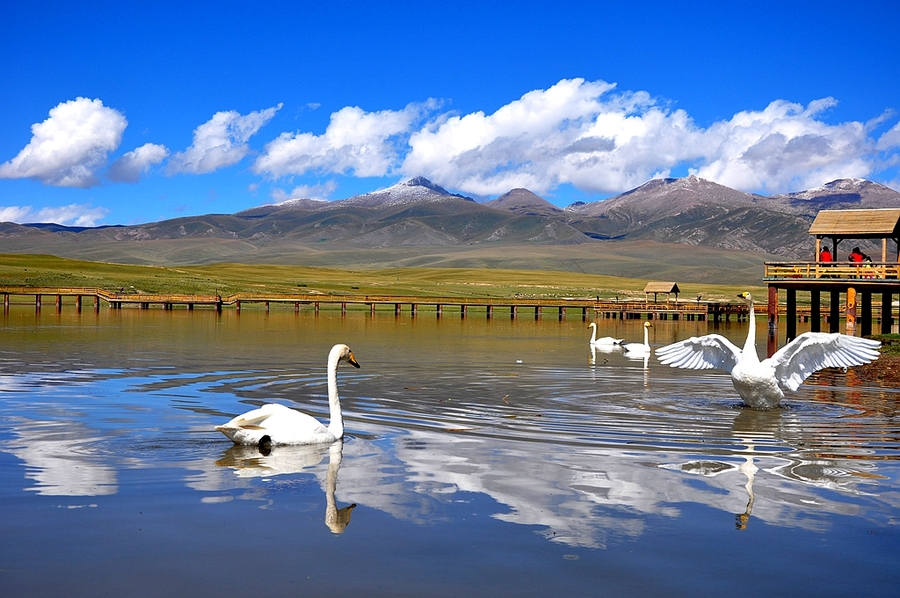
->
xmin=0 ymin=253 xmax=763 ymax=302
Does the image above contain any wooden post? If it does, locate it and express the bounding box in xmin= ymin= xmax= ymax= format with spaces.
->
xmin=829 ymin=291 xmax=840 ymax=333
xmin=810 ymin=290 xmax=821 ymax=333
xmin=486 ymin=305 xmax=492 ymax=319
xmin=767 ymin=286 xmax=778 ymax=333
xmin=510 ymin=305 xmax=516 ymax=319
xmin=786 ymin=288 xmax=797 ymax=341
xmin=461 ymin=304 xmax=467 ymax=318
xmin=535 ymin=306 xmax=541 ymax=320
xmin=436 ymin=304 xmax=442 ymax=318
xmin=559 ymin=306 xmax=565 ymax=320
xmin=767 ymin=286 xmax=778 ymax=357
xmin=860 ymin=291 xmax=872 ymax=337
xmin=846 ymin=287 xmax=857 ymax=334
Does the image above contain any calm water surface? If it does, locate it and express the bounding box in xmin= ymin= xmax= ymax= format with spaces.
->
xmin=1 ymin=305 xmax=898 ymax=597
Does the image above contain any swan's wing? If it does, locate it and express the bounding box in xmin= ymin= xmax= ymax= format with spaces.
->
xmin=655 ymin=334 xmax=743 ymax=373
xmin=221 ymin=403 xmax=292 ymax=428
xmin=767 ymin=333 xmax=881 ymax=392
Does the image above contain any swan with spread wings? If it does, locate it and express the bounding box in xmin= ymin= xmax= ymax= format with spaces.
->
xmin=655 ymin=292 xmax=880 ymax=409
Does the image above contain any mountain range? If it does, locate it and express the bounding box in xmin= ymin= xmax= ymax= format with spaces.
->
xmin=2 ymin=175 xmax=899 ymax=283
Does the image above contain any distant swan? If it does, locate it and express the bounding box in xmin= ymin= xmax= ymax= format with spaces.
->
xmin=621 ymin=321 xmax=653 ymax=354
xmin=588 ymin=322 xmax=623 ymax=346
xmin=216 ymin=343 xmax=360 ymax=445
xmin=655 ymin=292 xmax=881 ymax=409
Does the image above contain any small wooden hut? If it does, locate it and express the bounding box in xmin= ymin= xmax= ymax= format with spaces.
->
xmin=644 ymin=282 xmax=680 ymax=303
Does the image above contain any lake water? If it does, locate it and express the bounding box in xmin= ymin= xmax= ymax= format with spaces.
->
xmin=1 ymin=305 xmax=898 ymax=597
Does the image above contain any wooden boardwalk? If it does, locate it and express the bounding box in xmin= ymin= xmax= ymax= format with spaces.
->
xmin=1 ymin=286 xmax=747 ymax=321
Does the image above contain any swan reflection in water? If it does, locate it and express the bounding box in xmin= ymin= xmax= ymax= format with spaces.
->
xmin=660 ymin=408 xmax=799 ymax=531
xmin=216 ymin=441 xmax=357 ymax=534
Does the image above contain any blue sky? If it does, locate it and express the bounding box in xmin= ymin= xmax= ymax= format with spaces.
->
xmin=2 ymin=1 xmax=898 ymax=226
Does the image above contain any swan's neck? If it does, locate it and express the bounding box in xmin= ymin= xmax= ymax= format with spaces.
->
xmin=643 ymin=325 xmax=650 ymax=347
xmin=589 ymin=323 xmax=597 ymax=343
xmin=743 ymin=301 xmax=759 ymax=360
xmin=325 ymin=352 xmax=344 ymax=438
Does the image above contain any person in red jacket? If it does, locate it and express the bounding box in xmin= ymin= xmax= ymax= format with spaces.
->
xmin=849 ymin=247 xmax=864 ymax=262
xmin=819 ymin=246 xmax=833 ymax=262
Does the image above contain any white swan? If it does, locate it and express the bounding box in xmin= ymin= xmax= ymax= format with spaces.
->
xmin=588 ymin=322 xmax=623 ymax=346
xmin=621 ymin=321 xmax=653 ymax=354
xmin=216 ymin=343 xmax=360 ymax=445
xmin=655 ymin=292 xmax=881 ymax=409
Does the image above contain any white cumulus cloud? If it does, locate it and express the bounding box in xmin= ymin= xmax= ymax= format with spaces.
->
xmin=0 ymin=203 xmax=109 ymax=226
xmin=108 ymin=143 xmax=169 ymax=183
xmin=691 ymin=98 xmax=872 ymax=192
xmin=167 ymin=104 xmax=282 ymax=175
xmin=0 ymin=97 xmax=127 ymax=188
xmin=253 ymin=101 xmax=436 ymax=179
xmin=395 ymin=78 xmax=898 ymax=197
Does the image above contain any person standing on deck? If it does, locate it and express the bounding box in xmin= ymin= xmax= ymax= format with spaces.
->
xmin=819 ymin=245 xmax=833 ymax=262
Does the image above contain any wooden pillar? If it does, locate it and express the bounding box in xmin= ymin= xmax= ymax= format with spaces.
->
xmin=436 ymin=304 xmax=442 ymax=318
xmin=559 ymin=306 xmax=565 ymax=320
xmin=314 ymin=301 xmax=319 ymax=315
xmin=295 ymin=302 xmax=301 ymax=313
xmin=75 ymin=295 xmax=82 ymax=312
xmin=342 ymin=302 xmax=347 ymax=316
xmin=881 ymin=292 xmax=893 ymax=334
xmin=767 ymin=287 xmax=778 ymax=357
xmin=860 ymin=291 xmax=872 ymax=337
xmin=461 ymin=304 xmax=467 ymax=318
xmin=236 ymin=300 xmax=241 ymax=312
xmin=265 ymin=301 xmax=270 ymax=312
xmin=3 ymin=293 xmax=8 ymax=310
xmin=829 ymin=291 xmax=840 ymax=333
xmin=486 ymin=305 xmax=493 ymax=319
xmin=810 ymin=290 xmax=821 ymax=333
xmin=36 ymin=295 xmax=41 ymax=310
xmin=370 ymin=303 xmax=376 ymax=316
xmin=785 ymin=288 xmax=797 ymax=341
xmin=845 ymin=287 xmax=857 ymax=334
xmin=394 ymin=303 xmax=401 ymax=316
xmin=535 ymin=306 xmax=541 ymax=320
xmin=767 ymin=286 xmax=778 ymax=333
xmin=411 ymin=303 xmax=417 ymax=317
xmin=510 ymin=305 xmax=516 ymax=319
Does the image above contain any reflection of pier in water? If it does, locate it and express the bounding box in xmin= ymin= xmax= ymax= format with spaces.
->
xmin=2 ymin=285 xmax=748 ymax=322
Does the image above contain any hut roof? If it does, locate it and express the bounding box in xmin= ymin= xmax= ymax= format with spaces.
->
xmin=643 ymin=282 xmax=680 ymax=294
xmin=809 ymin=209 xmax=900 ymax=237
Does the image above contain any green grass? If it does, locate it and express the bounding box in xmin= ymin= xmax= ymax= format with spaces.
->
xmin=0 ymin=253 xmax=764 ymax=302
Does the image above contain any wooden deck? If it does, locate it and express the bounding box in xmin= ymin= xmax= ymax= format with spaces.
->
xmin=1 ymin=286 xmax=746 ymax=321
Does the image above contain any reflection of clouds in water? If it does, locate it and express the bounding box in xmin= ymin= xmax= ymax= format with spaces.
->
xmin=184 ymin=404 xmax=895 ymax=548
xmin=4 ymin=418 xmax=117 ymax=496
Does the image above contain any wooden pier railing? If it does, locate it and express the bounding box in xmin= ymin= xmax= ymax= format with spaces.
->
xmin=1 ymin=286 xmax=747 ymax=321
xmin=765 ymin=262 xmax=900 ymax=281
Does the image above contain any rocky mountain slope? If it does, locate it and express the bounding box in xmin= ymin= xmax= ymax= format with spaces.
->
xmin=2 ymin=176 xmax=899 ymax=271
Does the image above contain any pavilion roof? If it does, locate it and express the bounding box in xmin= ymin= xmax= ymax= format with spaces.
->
xmin=809 ymin=209 xmax=900 ymax=237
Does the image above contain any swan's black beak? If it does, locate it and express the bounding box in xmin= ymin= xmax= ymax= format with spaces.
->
xmin=347 ymin=352 xmax=361 ymax=368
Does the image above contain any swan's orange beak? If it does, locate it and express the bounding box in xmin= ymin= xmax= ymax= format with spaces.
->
xmin=347 ymin=352 xmax=361 ymax=368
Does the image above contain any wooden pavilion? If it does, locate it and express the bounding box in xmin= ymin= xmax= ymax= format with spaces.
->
xmin=764 ymin=208 xmax=900 ymax=352
xmin=643 ymin=282 xmax=680 ymax=303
